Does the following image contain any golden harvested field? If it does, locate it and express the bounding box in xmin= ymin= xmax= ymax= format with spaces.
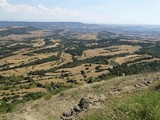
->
xmin=73 ymin=33 xmax=98 ymax=40
xmin=60 ymin=52 xmax=73 ymax=63
xmin=37 ymin=78 xmax=65 ymax=84
xmin=29 ymin=38 xmax=60 ymax=48
xmin=1 ymin=67 xmax=32 ymax=76
xmin=1 ymin=59 xmax=59 ymax=77
xmin=120 ymin=39 xmax=155 ymax=44
xmin=19 ymin=88 xmax=47 ymax=93
xmin=32 ymin=38 xmax=45 ymax=47
xmin=56 ymin=64 xmax=91 ymax=74
xmin=78 ymin=45 xmax=141 ymax=60
xmin=129 ymin=58 xmax=160 ymax=65
xmin=0 ymin=88 xmax=47 ymax=95
xmin=113 ymin=54 xmax=143 ymax=64
xmin=0 ymin=30 xmax=53 ymax=41
xmin=0 ymin=53 xmax=54 ymax=66
xmin=86 ymin=70 xmax=109 ymax=78
xmin=33 ymin=61 xmax=56 ymax=70
xmin=56 ymin=64 xmax=111 ymax=81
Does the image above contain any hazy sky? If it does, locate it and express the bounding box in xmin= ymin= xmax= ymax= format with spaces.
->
xmin=0 ymin=0 xmax=160 ymax=24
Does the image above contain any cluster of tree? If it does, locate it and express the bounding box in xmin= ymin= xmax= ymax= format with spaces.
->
xmin=23 ymin=47 xmax=61 ymax=55
xmin=65 ymin=48 xmax=84 ymax=56
xmin=98 ymin=38 xmax=153 ymax=48
xmin=19 ymin=55 xmax=58 ymax=67
xmin=46 ymin=29 xmax=65 ymax=39
xmin=28 ymin=70 xmax=46 ymax=76
xmin=0 ymin=76 xmax=37 ymax=91
xmin=67 ymin=79 xmax=78 ymax=84
xmin=23 ymin=92 xmax=44 ymax=101
xmin=0 ymin=76 xmax=23 ymax=86
xmin=0 ymin=51 xmax=13 ymax=59
xmin=0 ymin=43 xmax=32 ymax=58
xmin=62 ymin=37 xmax=153 ymax=59
xmin=98 ymin=60 xmax=160 ymax=80
xmin=8 ymin=44 xmax=32 ymax=51
xmin=124 ymin=56 xmax=153 ymax=65
xmin=0 ymin=92 xmax=43 ymax=113
xmin=44 ymin=38 xmax=54 ymax=46
xmin=0 ymin=63 xmax=12 ymax=68
xmin=136 ymin=45 xmax=160 ymax=58
xmin=0 ymin=26 xmax=39 ymax=36
xmin=97 ymin=31 xmax=119 ymax=39
xmin=0 ymin=100 xmax=16 ymax=113
xmin=95 ymin=65 xmax=105 ymax=72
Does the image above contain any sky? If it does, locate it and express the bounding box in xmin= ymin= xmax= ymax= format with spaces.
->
xmin=0 ymin=0 xmax=160 ymax=25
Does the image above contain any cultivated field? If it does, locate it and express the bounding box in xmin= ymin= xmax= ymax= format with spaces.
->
xmin=0 ymin=26 xmax=160 ymax=105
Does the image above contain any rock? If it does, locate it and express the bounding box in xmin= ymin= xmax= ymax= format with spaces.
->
xmin=78 ymin=97 xmax=90 ymax=110
xmin=144 ymin=81 xmax=152 ymax=86
xmin=60 ymin=116 xmax=72 ymax=120
xmin=73 ymin=105 xmax=82 ymax=113
xmin=98 ymin=95 xmax=106 ymax=103
xmin=61 ymin=95 xmax=106 ymax=120
xmin=134 ymin=83 xmax=143 ymax=88
xmin=156 ymin=77 xmax=160 ymax=81
xmin=62 ymin=110 xmax=73 ymax=117
xmin=147 ymin=81 xmax=152 ymax=84
xmin=137 ymin=83 xmax=145 ymax=87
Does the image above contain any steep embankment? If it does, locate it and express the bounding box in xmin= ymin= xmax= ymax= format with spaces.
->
xmin=1 ymin=72 xmax=160 ymax=120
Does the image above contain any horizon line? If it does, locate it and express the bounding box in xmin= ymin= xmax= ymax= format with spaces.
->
xmin=0 ymin=20 xmax=160 ymax=26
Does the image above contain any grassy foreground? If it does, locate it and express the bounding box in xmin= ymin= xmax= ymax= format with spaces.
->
xmin=83 ymin=88 xmax=160 ymax=120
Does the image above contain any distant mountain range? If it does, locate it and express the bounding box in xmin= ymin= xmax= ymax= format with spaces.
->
xmin=0 ymin=21 xmax=160 ymax=33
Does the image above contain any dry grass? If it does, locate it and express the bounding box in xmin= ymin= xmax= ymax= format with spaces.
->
xmin=56 ymin=64 xmax=111 ymax=81
xmin=129 ymin=58 xmax=160 ymax=65
xmin=113 ymin=54 xmax=143 ymax=64
xmin=38 ymin=78 xmax=65 ymax=84
xmin=0 ymin=51 xmax=72 ymax=76
xmin=0 ymin=30 xmax=53 ymax=41
xmin=86 ymin=70 xmax=109 ymax=78
xmin=59 ymin=30 xmax=69 ymax=36
xmin=78 ymin=48 xmax=107 ymax=60
xmin=0 ymin=59 xmax=57 ymax=76
xmin=73 ymin=33 xmax=98 ymax=40
xmin=0 ymin=52 xmax=54 ymax=66
xmin=120 ymin=39 xmax=155 ymax=44
xmin=0 ymin=88 xmax=47 ymax=95
xmin=78 ymin=45 xmax=141 ymax=60
xmin=60 ymin=52 xmax=73 ymax=63
xmin=0 ymin=67 xmax=32 ymax=76
xmin=32 ymin=39 xmax=45 ymax=47
xmin=0 ymin=87 xmax=47 ymax=100
xmin=19 ymin=88 xmax=47 ymax=93
xmin=57 ymin=64 xmax=86 ymax=74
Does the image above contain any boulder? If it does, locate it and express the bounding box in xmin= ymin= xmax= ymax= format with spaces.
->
xmin=78 ymin=97 xmax=91 ymax=110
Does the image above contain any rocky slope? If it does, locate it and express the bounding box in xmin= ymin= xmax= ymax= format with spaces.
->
xmin=0 ymin=72 xmax=160 ymax=120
